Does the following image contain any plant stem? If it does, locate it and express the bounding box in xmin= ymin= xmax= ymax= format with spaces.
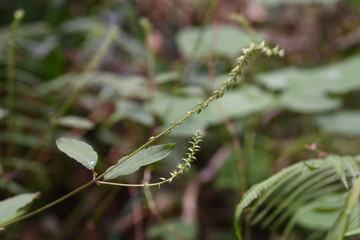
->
xmin=97 ymin=180 xmax=167 ymax=187
xmin=6 ymin=9 xmax=24 ymax=162
xmin=139 ymin=18 xmax=155 ymax=96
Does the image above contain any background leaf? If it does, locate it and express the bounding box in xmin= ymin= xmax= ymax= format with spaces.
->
xmin=57 ymin=116 xmax=94 ymax=129
xmin=316 ymin=111 xmax=360 ymax=136
xmin=176 ymin=24 xmax=253 ymax=60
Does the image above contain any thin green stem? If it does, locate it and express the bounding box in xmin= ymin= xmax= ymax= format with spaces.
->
xmin=186 ymin=0 xmax=219 ymax=61
xmin=97 ymin=180 xmax=166 ymax=187
xmin=139 ymin=18 xmax=155 ymax=96
xmin=230 ymin=13 xmax=258 ymax=40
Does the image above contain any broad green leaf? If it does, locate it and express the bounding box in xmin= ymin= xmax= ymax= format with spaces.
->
xmin=177 ymin=24 xmax=253 ymax=60
xmin=324 ymin=56 xmax=360 ymax=94
xmin=0 ymin=192 xmax=40 ymax=225
xmin=316 ymin=111 xmax=360 ymax=136
xmin=146 ymin=218 xmax=197 ymax=240
xmin=280 ymin=88 xmax=340 ymax=113
xmin=216 ymin=85 xmax=274 ymax=119
xmin=257 ymin=68 xmax=301 ymax=90
xmin=0 ymin=108 xmax=7 ymax=120
xmin=258 ymin=56 xmax=360 ymax=94
xmin=58 ymin=116 xmax=94 ymax=129
xmin=56 ymin=138 xmax=98 ymax=170
xmin=104 ymin=143 xmax=176 ymax=180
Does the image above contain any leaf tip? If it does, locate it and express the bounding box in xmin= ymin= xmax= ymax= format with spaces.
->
xmin=167 ymin=143 xmax=176 ymax=150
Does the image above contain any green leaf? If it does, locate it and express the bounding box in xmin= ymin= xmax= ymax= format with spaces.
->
xmin=258 ymin=55 xmax=360 ymax=95
xmin=280 ymin=88 xmax=340 ymax=113
xmin=56 ymin=138 xmax=98 ymax=170
xmin=345 ymin=227 xmax=360 ymax=237
xmin=316 ymin=111 xmax=360 ymax=136
xmin=303 ymin=162 xmax=320 ymax=171
xmin=58 ymin=116 xmax=94 ymax=129
xmin=0 ymin=192 xmax=40 ymax=225
xmin=329 ymin=156 xmax=349 ymax=189
xmin=104 ymin=143 xmax=176 ymax=180
xmin=257 ymin=67 xmax=301 ymax=90
xmin=176 ymin=24 xmax=253 ymax=60
xmin=0 ymin=108 xmax=7 ymax=120
xmin=217 ymin=85 xmax=274 ymax=119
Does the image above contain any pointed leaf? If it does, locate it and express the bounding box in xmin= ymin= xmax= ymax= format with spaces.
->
xmin=56 ymin=138 xmax=98 ymax=170
xmin=104 ymin=143 xmax=176 ymax=180
xmin=303 ymin=162 xmax=320 ymax=171
xmin=345 ymin=227 xmax=360 ymax=237
xmin=58 ymin=116 xmax=94 ymax=129
xmin=329 ymin=156 xmax=348 ymax=189
xmin=0 ymin=108 xmax=7 ymax=120
xmin=0 ymin=192 xmax=40 ymax=225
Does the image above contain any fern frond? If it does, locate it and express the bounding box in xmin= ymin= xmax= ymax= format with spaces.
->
xmin=234 ymin=155 xmax=360 ymax=240
xmin=234 ymin=162 xmax=301 ymax=239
